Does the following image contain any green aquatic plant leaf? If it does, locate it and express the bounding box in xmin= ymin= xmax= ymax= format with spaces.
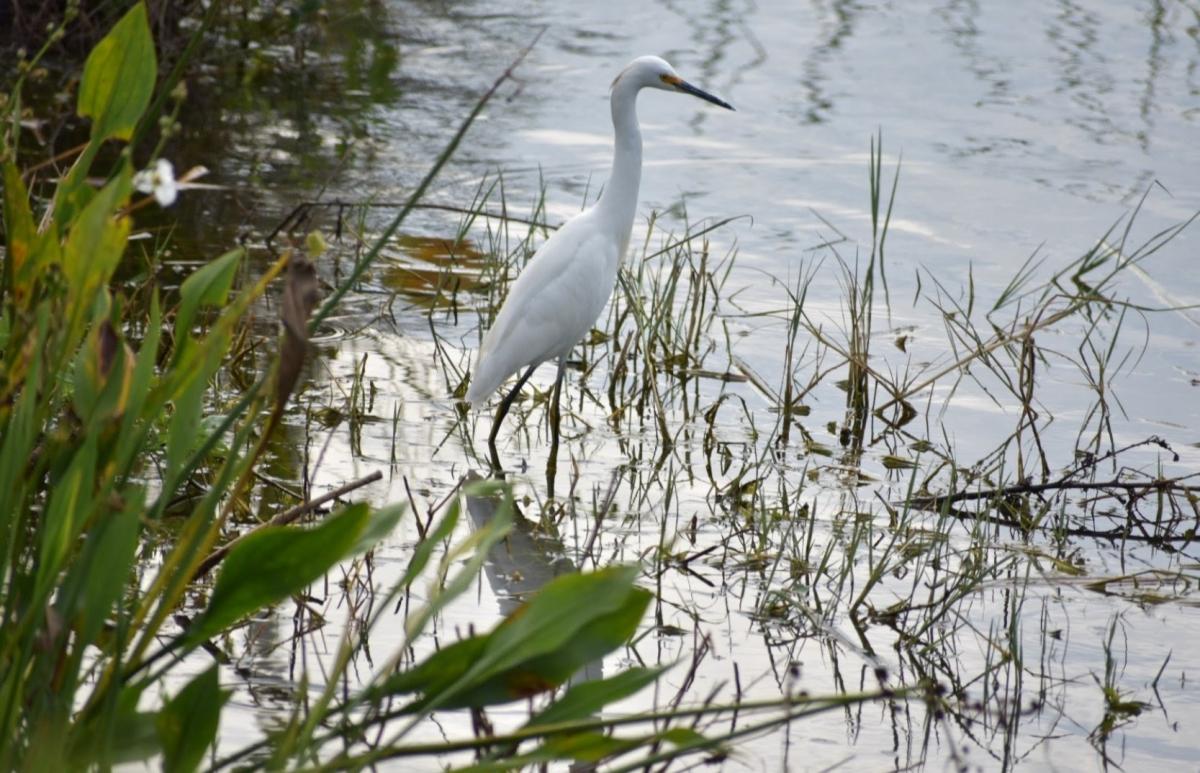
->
xmin=165 ymin=374 xmax=204 ymax=483
xmin=34 ymin=436 xmax=97 ymax=602
xmin=394 ymin=565 xmax=651 ymax=712
xmin=58 ymin=489 xmax=142 ymax=648
xmin=349 ymin=502 xmax=405 ymax=556
xmin=172 ymin=248 xmax=243 ymax=366
xmin=187 ymin=503 xmax=371 ymax=643
xmin=454 ymin=732 xmax=645 ymax=772
xmin=77 ymin=2 xmax=157 ymax=142
xmin=61 ymin=170 xmax=132 ymax=351
xmin=524 ymin=665 xmax=667 ymax=729
xmin=1 ymin=164 xmax=37 ymax=302
xmin=157 ymin=666 xmax=228 ymax=773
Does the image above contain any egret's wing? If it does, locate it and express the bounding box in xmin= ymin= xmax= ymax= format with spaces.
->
xmin=468 ymin=215 xmax=619 ymax=403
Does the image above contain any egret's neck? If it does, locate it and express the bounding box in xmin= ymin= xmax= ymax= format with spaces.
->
xmin=595 ymin=78 xmax=642 ymax=255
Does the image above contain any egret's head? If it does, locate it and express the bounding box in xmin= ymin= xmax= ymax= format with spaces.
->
xmin=612 ymin=55 xmax=735 ymax=111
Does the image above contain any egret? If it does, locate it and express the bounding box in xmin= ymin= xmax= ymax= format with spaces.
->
xmin=466 ymin=55 xmax=734 ymax=476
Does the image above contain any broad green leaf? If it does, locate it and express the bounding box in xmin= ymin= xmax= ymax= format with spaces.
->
xmin=496 ymin=586 xmax=652 ymax=690
xmin=156 ymin=666 xmax=228 ymax=773
xmin=456 ymin=565 xmax=642 ymax=688
xmin=525 ymin=666 xmax=667 ymax=729
xmin=113 ymin=293 xmax=163 ymax=475
xmin=188 ymin=503 xmax=371 ymax=643
xmin=436 ymin=585 xmax=651 ymax=709
xmin=0 ymin=325 xmax=43 ymax=566
xmin=350 ymin=502 xmax=405 ymax=556
xmin=52 ymin=142 xmax=101 ymax=229
xmin=172 ymin=248 xmax=243 ymax=366
xmin=77 ymin=2 xmax=157 ymax=142
xmin=70 ymin=684 xmax=160 ymax=767
xmin=378 ymin=635 xmax=489 ymax=699
xmin=394 ymin=565 xmax=650 ymax=712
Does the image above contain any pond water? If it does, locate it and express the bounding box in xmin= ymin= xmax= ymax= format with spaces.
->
xmin=169 ymin=0 xmax=1200 ymax=769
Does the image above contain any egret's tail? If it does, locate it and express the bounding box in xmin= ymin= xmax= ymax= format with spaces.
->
xmin=464 ymin=350 xmax=505 ymax=407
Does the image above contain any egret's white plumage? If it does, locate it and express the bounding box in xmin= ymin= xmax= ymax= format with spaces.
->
xmin=468 ymin=215 xmax=620 ymax=403
xmin=467 ymin=55 xmax=733 ymax=468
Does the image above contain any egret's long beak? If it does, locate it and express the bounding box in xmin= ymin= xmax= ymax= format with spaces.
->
xmin=663 ymin=74 xmax=735 ymax=110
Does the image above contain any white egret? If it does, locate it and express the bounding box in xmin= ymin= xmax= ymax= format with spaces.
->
xmin=466 ymin=55 xmax=734 ymax=473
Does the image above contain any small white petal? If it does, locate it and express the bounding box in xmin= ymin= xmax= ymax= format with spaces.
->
xmin=155 ymin=177 xmax=178 ymax=207
xmin=134 ymin=159 xmax=180 ymax=206
xmin=133 ymin=169 xmax=155 ymax=194
xmin=154 ymin=158 xmax=175 ymax=183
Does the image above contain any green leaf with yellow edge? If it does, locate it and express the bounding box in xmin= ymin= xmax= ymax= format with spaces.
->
xmin=2 ymin=163 xmax=37 ymax=298
xmin=77 ymin=2 xmax=157 ymax=142
xmin=187 ymin=503 xmax=372 ymax=644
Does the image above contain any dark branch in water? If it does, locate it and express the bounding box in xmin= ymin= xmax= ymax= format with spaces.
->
xmin=906 ymin=462 xmax=1200 ymax=545
xmin=907 ymin=474 xmax=1200 ymax=507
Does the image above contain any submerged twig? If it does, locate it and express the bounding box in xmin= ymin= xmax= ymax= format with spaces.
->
xmin=907 ymin=473 xmax=1200 ymax=509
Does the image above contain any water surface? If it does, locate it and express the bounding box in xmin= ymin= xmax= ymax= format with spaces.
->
xmin=170 ymin=1 xmax=1200 ymax=769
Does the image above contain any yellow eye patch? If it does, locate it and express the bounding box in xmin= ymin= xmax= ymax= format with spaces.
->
xmin=660 ymin=74 xmax=683 ymax=86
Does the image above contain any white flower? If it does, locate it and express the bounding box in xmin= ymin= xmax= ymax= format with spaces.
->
xmin=133 ymin=158 xmax=178 ymax=207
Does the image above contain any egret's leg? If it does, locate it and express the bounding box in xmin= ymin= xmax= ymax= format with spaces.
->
xmin=488 ymin=364 xmax=536 ymax=473
xmin=546 ymin=358 xmax=567 ymax=497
